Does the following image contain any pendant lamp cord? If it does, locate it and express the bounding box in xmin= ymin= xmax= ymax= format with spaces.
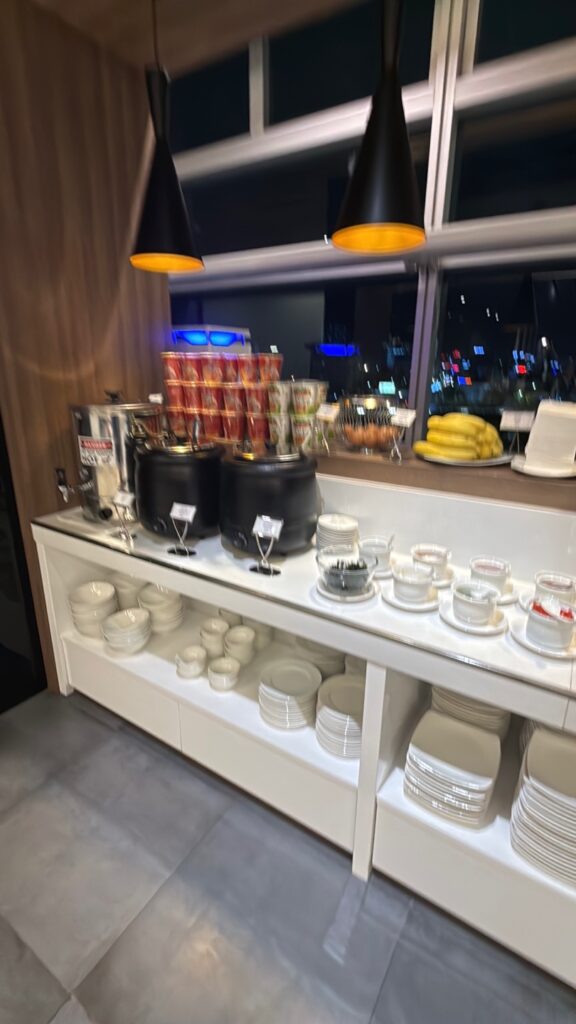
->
xmin=151 ymin=0 xmax=161 ymax=68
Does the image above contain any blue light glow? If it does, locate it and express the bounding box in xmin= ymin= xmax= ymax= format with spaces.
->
xmin=173 ymin=329 xmax=208 ymax=345
xmin=210 ymin=331 xmax=238 ymax=346
xmin=473 ymin=345 xmax=485 ymax=355
xmin=316 ymin=343 xmax=359 ymax=357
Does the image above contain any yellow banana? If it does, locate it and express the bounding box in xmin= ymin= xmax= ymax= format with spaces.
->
xmin=427 ymin=430 xmax=480 ymax=452
xmin=413 ymin=440 xmax=478 ymax=461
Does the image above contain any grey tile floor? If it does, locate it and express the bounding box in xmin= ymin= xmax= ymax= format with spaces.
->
xmin=1 ymin=692 xmax=576 ymax=1024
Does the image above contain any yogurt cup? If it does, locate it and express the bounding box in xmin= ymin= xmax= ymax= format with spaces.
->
xmin=222 ymin=383 xmax=245 ymax=412
xmin=527 ymin=600 xmax=574 ymax=650
xmin=166 ymin=406 xmax=186 ymax=435
xmin=393 ymin=564 xmax=434 ymax=604
xmin=200 ymin=384 xmax=223 ymax=411
xmin=258 ymin=353 xmax=283 ymax=382
xmin=268 ymin=380 xmax=292 ymax=414
xmin=201 ymin=410 xmax=222 ymax=439
xmin=221 ymin=411 xmax=245 ymax=442
xmin=222 ymin=354 xmax=239 ymax=383
xmin=201 ymin=353 xmax=226 ymax=384
xmin=291 ymin=415 xmax=315 ymax=450
xmin=452 ymin=581 xmax=498 ymax=625
xmin=292 ymin=380 xmax=318 ymax=415
xmin=246 ymin=412 xmax=269 ymax=444
xmin=244 ymin=383 xmax=269 ymax=414
xmin=184 ymin=411 xmax=204 ymax=441
xmin=164 ymin=380 xmax=183 ymax=406
xmin=470 ymin=556 xmax=511 ymax=595
xmin=161 ymin=351 xmax=182 ymax=381
xmin=268 ymin=413 xmax=291 ymax=445
xmin=181 ymin=352 xmax=203 ymax=382
xmin=412 ymin=544 xmax=451 ymax=581
xmin=182 ymin=382 xmax=203 ymax=410
xmin=237 ymin=354 xmax=259 ymax=384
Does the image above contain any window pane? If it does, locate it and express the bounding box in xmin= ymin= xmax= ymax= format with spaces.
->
xmin=170 ymin=51 xmax=249 ymax=152
xmin=428 ymin=266 xmax=576 ymax=425
xmin=451 ymin=97 xmax=576 ymax=221
xmin=477 ymin=0 xmax=576 ymax=64
xmin=171 ymin=274 xmax=418 ymax=399
xmin=269 ymin=0 xmax=435 ymax=125
xmin=185 ymin=135 xmax=428 ymax=254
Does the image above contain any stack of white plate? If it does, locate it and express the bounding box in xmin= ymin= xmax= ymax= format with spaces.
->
xmin=139 ymin=584 xmax=184 ymax=634
xmin=511 ymin=728 xmax=576 ymax=886
xmin=315 ymin=674 xmax=364 ymax=758
xmin=519 ymin=718 xmax=539 ymax=756
xmin=69 ymin=581 xmax=118 ymax=638
xmin=431 ymin=687 xmax=510 ymax=739
xmin=101 ymin=608 xmax=151 ymax=656
xmin=316 ymin=514 xmax=359 ymax=551
xmin=345 ymin=653 xmax=367 ymax=677
xmin=259 ymin=659 xmax=322 ymax=729
xmin=404 ymin=710 xmax=501 ymax=827
xmin=298 ymin=638 xmax=345 ymax=678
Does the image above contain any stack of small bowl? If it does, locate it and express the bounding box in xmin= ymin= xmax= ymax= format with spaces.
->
xmin=101 ymin=608 xmax=151 ymax=657
xmin=139 ymin=584 xmax=184 ymax=634
xmin=69 ymin=581 xmax=118 ymax=638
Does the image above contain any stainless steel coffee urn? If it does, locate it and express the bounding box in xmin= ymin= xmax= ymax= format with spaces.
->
xmin=60 ymin=392 xmax=161 ymax=522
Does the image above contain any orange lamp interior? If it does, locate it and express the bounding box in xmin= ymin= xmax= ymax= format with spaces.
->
xmin=332 ymin=223 xmax=426 ymax=254
xmin=129 ymin=253 xmax=205 ymax=273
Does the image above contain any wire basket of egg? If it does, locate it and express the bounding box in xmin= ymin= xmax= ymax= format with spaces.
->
xmin=338 ymin=395 xmax=401 ymax=454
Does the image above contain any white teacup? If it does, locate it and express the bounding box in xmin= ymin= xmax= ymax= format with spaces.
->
xmin=393 ymin=564 xmax=434 ymax=604
xmin=360 ymin=536 xmax=394 ymax=575
xmin=176 ymin=645 xmax=206 ymax=679
xmin=411 ymin=544 xmax=451 ymax=581
xmin=470 ymin=556 xmax=511 ymax=595
xmin=452 ymin=581 xmax=498 ymax=626
xmin=534 ymin=572 xmax=576 ymax=606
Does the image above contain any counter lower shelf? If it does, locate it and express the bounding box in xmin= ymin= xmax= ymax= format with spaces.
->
xmin=373 ymin=752 xmax=576 ymax=987
xmin=61 ymin=620 xmax=359 ymax=852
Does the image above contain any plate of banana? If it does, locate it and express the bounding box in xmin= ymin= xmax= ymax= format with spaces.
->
xmin=413 ymin=413 xmax=513 ymax=467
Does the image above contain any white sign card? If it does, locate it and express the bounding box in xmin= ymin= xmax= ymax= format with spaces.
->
xmin=390 ymin=408 xmax=417 ymax=428
xmin=252 ymin=515 xmax=284 ymax=540
xmin=113 ymin=490 xmax=135 ymax=508
xmin=170 ymin=502 xmax=197 ymax=524
xmin=500 ymin=411 xmax=536 ymax=433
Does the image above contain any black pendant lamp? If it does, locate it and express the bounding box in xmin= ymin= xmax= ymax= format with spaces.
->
xmin=332 ymin=0 xmax=425 ymax=255
xmin=130 ymin=0 xmax=204 ymax=273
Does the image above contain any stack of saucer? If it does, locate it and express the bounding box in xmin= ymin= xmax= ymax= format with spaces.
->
xmin=259 ymin=659 xmax=322 ymax=729
xmin=404 ymin=710 xmax=501 ymax=827
xmin=298 ymin=638 xmax=345 ymax=678
xmin=316 ymin=514 xmax=359 ymax=551
xmin=511 ymin=728 xmax=576 ymax=885
xmin=316 ymin=674 xmax=364 ymax=758
xmin=101 ymin=608 xmax=151 ymax=656
xmin=69 ymin=581 xmax=118 ymax=638
xmin=431 ymin=687 xmax=510 ymax=739
xmin=139 ymin=584 xmax=184 ymax=634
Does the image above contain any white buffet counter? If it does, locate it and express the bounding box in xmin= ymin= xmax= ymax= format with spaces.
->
xmin=32 ymin=474 xmax=576 ymax=986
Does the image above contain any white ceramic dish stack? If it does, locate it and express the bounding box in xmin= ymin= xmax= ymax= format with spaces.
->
xmin=316 ymin=513 xmax=359 ymax=551
xmin=298 ymin=638 xmax=345 ymax=678
xmin=69 ymin=580 xmax=118 ymax=638
xmin=431 ymin=687 xmax=510 ymax=739
xmin=404 ymin=710 xmax=501 ymax=828
xmin=259 ymin=658 xmax=322 ymax=729
xmin=101 ymin=607 xmax=151 ymax=656
xmin=511 ymin=728 xmax=576 ymax=886
xmin=139 ymin=584 xmax=184 ymax=634
xmin=109 ymin=573 xmax=144 ymax=611
xmin=315 ymin=674 xmax=364 ymax=758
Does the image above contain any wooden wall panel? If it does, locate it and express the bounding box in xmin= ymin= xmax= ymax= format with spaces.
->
xmin=0 ymin=0 xmax=170 ymax=688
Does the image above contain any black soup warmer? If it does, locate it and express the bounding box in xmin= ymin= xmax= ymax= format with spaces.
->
xmin=135 ymin=442 xmax=223 ymax=538
xmin=219 ymin=451 xmax=320 ymax=555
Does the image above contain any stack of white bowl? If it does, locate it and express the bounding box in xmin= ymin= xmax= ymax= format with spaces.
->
xmin=298 ymin=638 xmax=345 ymax=678
xmin=259 ymin=658 xmax=321 ymax=729
xmin=511 ymin=728 xmax=576 ymax=886
xmin=243 ymin=618 xmax=273 ymax=651
xmin=101 ymin=608 xmax=151 ymax=656
xmin=110 ymin=573 xmax=144 ymax=611
xmin=139 ymin=584 xmax=184 ymax=634
xmin=316 ymin=514 xmax=359 ymax=551
xmin=69 ymin=581 xmax=118 ymax=638
xmin=315 ymin=674 xmax=364 ymax=758
xmin=431 ymin=687 xmax=510 ymax=739
xmin=404 ymin=710 xmax=501 ymax=827
xmin=224 ymin=626 xmax=256 ymax=666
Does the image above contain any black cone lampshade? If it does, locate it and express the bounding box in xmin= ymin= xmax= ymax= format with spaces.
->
xmin=332 ymin=0 xmax=425 ymax=255
xmin=130 ymin=67 xmax=204 ymax=273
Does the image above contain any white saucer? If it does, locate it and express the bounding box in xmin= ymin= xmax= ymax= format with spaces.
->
xmin=381 ymin=581 xmax=439 ymax=612
xmin=439 ymin=601 xmax=508 ymax=636
xmin=315 ymin=579 xmax=378 ymax=604
xmin=495 ymin=582 xmax=519 ymax=606
xmin=511 ymin=455 xmax=576 ymax=478
xmin=510 ymin=622 xmax=576 ymax=660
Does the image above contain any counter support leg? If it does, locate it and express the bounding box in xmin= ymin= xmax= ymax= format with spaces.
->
xmin=36 ymin=543 xmax=73 ymax=695
xmin=352 ymin=662 xmax=387 ymax=880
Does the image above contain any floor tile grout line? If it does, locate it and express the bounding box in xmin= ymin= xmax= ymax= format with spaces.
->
xmin=367 ymin=894 xmax=415 ymax=1023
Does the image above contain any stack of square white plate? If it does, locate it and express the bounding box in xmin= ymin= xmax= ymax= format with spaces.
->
xmin=316 ymin=514 xmax=359 ymax=551
xmin=431 ymin=687 xmax=510 ymax=739
xmin=511 ymin=727 xmax=576 ymax=886
xmin=404 ymin=710 xmax=501 ymax=828
xmin=139 ymin=584 xmax=184 ymax=634
xmin=259 ymin=659 xmax=322 ymax=730
xmin=315 ymin=674 xmax=364 ymax=758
